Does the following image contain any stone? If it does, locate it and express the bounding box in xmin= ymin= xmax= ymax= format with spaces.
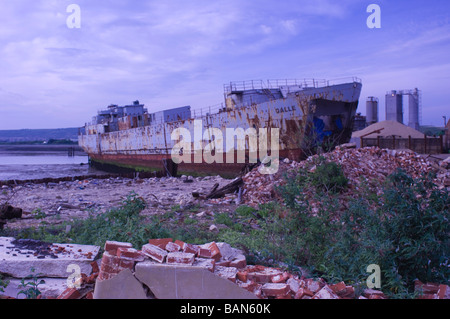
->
xmin=134 ymin=262 xmax=257 ymax=299
xmin=0 ymin=237 xmax=100 ymax=278
xmin=93 ymin=269 xmax=148 ymax=299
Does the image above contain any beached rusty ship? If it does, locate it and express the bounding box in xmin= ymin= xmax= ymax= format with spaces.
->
xmin=78 ymin=78 xmax=362 ymax=177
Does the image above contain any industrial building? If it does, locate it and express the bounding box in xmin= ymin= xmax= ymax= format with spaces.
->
xmin=385 ymin=88 xmax=421 ymax=130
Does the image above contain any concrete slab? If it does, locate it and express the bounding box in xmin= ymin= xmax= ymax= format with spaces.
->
xmin=1 ymin=277 xmax=68 ymax=299
xmin=134 ymin=261 xmax=257 ymax=299
xmin=0 ymin=237 xmax=100 ymax=278
xmin=93 ymin=269 xmax=148 ymax=299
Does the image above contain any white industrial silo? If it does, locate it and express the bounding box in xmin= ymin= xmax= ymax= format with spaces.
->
xmin=407 ymin=88 xmax=420 ymax=130
xmin=385 ymin=90 xmax=403 ymax=124
xmin=366 ymin=96 xmax=379 ymax=125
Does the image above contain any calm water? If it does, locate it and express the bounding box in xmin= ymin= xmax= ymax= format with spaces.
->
xmin=0 ymin=144 xmax=106 ymax=181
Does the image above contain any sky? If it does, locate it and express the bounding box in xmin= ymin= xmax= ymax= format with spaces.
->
xmin=0 ymin=0 xmax=449 ymax=130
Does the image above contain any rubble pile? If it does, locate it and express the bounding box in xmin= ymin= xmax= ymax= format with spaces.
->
xmin=53 ymin=238 xmax=449 ymax=300
xmin=241 ymin=146 xmax=450 ymax=207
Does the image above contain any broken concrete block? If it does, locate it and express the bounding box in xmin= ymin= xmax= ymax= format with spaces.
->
xmin=134 ymin=261 xmax=257 ymax=299
xmin=0 ymin=237 xmax=100 ymax=278
xmin=214 ymin=266 xmax=238 ymax=283
xmin=193 ymin=257 xmax=215 ymax=272
xmin=141 ymin=243 xmax=168 ymax=263
xmin=93 ymin=269 xmax=148 ymax=299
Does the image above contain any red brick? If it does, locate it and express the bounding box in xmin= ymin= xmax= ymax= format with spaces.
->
xmin=287 ymin=277 xmax=303 ymax=294
xmin=165 ymin=241 xmax=181 ymax=252
xmin=174 ymin=240 xmax=186 ymax=249
xmin=90 ymin=261 xmax=99 ymax=274
xmin=329 ymin=281 xmax=355 ymax=298
xmin=206 ymin=242 xmax=222 ymax=261
xmin=148 ymin=238 xmax=173 ymax=249
xmin=294 ymin=288 xmax=315 ymax=299
xmin=247 ymin=268 xmax=282 ymax=284
xmin=167 ymin=252 xmax=195 ymax=265
xmin=330 ymin=281 xmax=346 ymax=294
xmin=104 ymin=241 xmax=133 ymax=255
xmin=119 ymin=259 xmax=135 ymax=269
xmin=437 ymin=284 xmax=450 ymax=299
xmin=183 ymin=243 xmax=199 ymax=255
xmin=237 ymin=271 xmax=248 ymax=282
xmin=238 ymin=280 xmax=261 ymax=294
xmin=414 ymin=280 xmax=440 ymax=294
xmin=261 ymin=283 xmax=290 ymax=297
xmin=101 ymin=251 xmax=120 ymax=267
xmin=57 ymin=288 xmax=81 ymax=299
xmin=199 ymin=242 xmax=221 ymax=261
xmin=271 ymin=272 xmax=290 ymax=283
xmin=142 ymin=243 xmax=168 ymax=263
xmin=305 ymin=278 xmax=324 ymax=293
xmin=363 ymin=289 xmax=386 ymax=299
xmin=117 ymin=247 xmax=145 ymax=261
xmin=229 ymin=255 xmax=247 ymax=269
xmin=312 ymin=285 xmax=340 ymax=299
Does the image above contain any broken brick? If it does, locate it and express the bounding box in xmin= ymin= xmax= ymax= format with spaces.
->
xmin=148 ymin=238 xmax=173 ymax=249
xmin=90 ymin=261 xmax=100 ymax=274
xmin=229 ymin=255 xmax=247 ymax=269
xmin=294 ymin=288 xmax=315 ymax=299
xmin=167 ymin=252 xmax=195 ymax=265
xmin=117 ymin=247 xmax=145 ymax=261
xmin=261 ymin=283 xmax=290 ymax=297
xmin=165 ymin=241 xmax=181 ymax=252
xmin=104 ymin=240 xmax=133 ymax=255
xmin=174 ymin=239 xmax=186 ymax=249
xmin=237 ymin=271 xmax=248 ymax=282
xmin=312 ymin=285 xmax=340 ymax=299
xmin=142 ymin=243 xmax=168 ymax=263
xmin=57 ymin=287 xmax=81 ymax=299
xmin=199 ymin=242 xmax=222 ymax=261
xmin=437 ymin=284 xmax=450 ymax=299
xmin=183 ymin=243 xmax=199 ymax=255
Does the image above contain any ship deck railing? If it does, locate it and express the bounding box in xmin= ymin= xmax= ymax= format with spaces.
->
xmin=224 ymin=77 xmax=361 ymax=94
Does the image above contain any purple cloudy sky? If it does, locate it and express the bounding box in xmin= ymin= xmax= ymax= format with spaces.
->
xmin=0 ymin=0 xmax=449 ymax=129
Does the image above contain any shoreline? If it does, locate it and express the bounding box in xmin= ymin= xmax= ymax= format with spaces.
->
xmin=0 ymin=173 xmax=237 ymax=231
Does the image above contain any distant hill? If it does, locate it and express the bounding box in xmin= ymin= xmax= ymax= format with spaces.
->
xmin=0 ymin=127 xmax=82 ymax=143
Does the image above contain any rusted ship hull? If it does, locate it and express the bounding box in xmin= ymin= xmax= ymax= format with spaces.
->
xmin=79 ymin=78 xmax=362 ymax=177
